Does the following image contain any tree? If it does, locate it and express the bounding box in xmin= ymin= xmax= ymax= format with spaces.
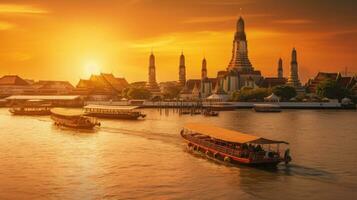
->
xmin=237 ymin=88 xmax=271 ymax=102
xmin=127 ymin=87 xmax=152 ymax=99
xmin=317 ymin=79 xmax=351 ymax=100
xmin=273 ymin=85 xmax=297 ymax=101
xmin=163 ymin=85 xmax=181 ymax=99
xmin=230 ymin=91 xmax=239 ymax=101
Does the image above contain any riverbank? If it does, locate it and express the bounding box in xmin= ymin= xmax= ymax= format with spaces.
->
xmin=85 ymin=101 xmax=356 ymax=109
xmin=1 ymin=100 xmax=354 ymax=110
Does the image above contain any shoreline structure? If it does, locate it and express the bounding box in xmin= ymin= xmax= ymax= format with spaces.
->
xmin=84 ymin=100 xmax=347 ymax=109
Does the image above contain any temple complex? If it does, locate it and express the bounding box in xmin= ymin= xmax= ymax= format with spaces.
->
xmin=227 ymin=17 xmax=253 ymax=72
xmin=219 ymin=16 xmax=262 ymax=94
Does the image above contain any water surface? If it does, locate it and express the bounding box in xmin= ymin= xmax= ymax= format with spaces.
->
xmin=0 ymin=108 xmax=356 ymax=199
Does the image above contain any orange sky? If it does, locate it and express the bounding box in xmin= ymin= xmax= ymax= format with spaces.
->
xmin=0 ymin=0 xmax=356 ymax=85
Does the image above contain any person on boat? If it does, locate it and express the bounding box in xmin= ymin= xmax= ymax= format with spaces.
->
xmin=284 ymin=148 xmax=292 ymax=164
xmin=255 ymin=144 xmax=263 ymax=152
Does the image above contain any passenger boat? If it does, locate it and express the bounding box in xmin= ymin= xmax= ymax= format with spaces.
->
xmin=181 ymin=123 xmax=291 ymax=167
xmin=51 ymin=108 xmax=100 ymax=129
xmin=253 ymin=104 xmax=281 ymax=112
xmin=9 ymin=100 xmax=52 ymax=115
xmin=83 ymin=105 xmax=146 ymax=120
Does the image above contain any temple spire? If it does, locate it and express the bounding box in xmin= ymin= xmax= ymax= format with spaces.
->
xmin=149 ymin=52 xmax=155 ymax=68
xmin=179 ymin=52 xmax=186 ymax=86
xmin=278 ymin=58 xmax=283 ymax=78
xmin=237 ymin=16 xmax=245 ymax=33
xmin=146 ymin=51 xmax=161 ymax=94
xmin=180 ymin=51 xmax=185 ymax=66
xmin=201 ymin=57 xmax=207 ymax=79
xmin=287 ymin=48 xmax=301 ymax=88
xmin=148 ymin=52 xmax=156 ymax=85
xmin=228 ymin=16 xmax=252 ymax=72
xmin=291 ymin=48 xmax=297 ymax=63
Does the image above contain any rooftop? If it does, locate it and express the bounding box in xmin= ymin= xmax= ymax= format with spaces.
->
xmin=51 ymin=108 xmax=85 ymax=117
xmin=184 ymin=123 xmax=288 ymax=144
xmin=0 ymin=75 xmax=30 ymax=86
xmin=5 ymin=95 xmax=81 ymax=100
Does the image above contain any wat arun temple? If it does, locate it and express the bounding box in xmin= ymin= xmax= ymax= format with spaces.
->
xmin=218 ymin=16 xmax=264 ymax=94
xmin=227 ymin=17 xmax=254 ymax=72
xmin=149 ymin=16 xmax=303 ymax=99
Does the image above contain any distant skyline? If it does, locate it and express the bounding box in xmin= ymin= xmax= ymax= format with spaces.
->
xmin=0 ymin=0 xmax=356 ymax=84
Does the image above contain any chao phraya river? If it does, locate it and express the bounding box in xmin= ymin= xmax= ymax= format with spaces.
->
xmin=0 ymin=108 xmax=356 ymax=199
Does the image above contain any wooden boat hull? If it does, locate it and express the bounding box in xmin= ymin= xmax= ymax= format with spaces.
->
xmin=181 ymin=133 xmax=282 ymax=167
xmin=51 ymin=115 xmax=98 ymax=129
xmin=9 ymin=109 xmax=51 ymax=116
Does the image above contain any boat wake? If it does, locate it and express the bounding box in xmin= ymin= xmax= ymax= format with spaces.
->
xmin=185 ymin=145 xmax=337 ymax=182
xmin=100 ymin=126 xmax=182 ymax=146
xmin=277 ymin=164 xmax=337 ymax=181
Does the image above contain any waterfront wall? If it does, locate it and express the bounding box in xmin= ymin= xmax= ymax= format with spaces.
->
xmin=85 ymin=101 xmax=346 ymax=109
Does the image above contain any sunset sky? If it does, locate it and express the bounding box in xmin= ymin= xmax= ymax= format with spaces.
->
xmin=0 ymin=0 xmax=356 ymax=84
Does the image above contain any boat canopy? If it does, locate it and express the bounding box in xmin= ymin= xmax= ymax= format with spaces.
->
xmin=51 ymin=108 xmax=85 ymax=117
xmin=84 ymin=105 xmax=139 ymax=111
xmin=184 ymin=123 xmax=288 ymax=144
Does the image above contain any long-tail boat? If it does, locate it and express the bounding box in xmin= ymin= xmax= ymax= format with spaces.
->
xmin=9 ymin=100 xmax=52 ymax=115
xmin=51 ymin=108 xmax=100 ymax=129
xmin=83 ymin=105 xmax=146 ymax=120
xmin=181 ymin=123 xmax=291 ymax=167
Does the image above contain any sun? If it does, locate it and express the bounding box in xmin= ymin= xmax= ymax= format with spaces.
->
xmin=84 ymin=61 xmax=101 ymax=78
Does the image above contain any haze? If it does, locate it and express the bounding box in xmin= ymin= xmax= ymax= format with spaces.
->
xmin=0 ymin=0 xmax=356 ymax=84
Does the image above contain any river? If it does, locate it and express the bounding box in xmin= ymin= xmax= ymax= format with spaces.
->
xmin=0 ymin=108 xmax=356 ymax=199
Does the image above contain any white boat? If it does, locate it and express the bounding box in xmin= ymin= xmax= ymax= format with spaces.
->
xmin=83 ymin=105 xmax=146 ymax=120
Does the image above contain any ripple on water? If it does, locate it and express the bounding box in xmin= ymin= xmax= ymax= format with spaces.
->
xmin=0 ymin=108 xmax=357 ymax=199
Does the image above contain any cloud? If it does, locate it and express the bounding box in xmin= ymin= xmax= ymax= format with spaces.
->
xmin=200 ymin=0 xmax=254 ymax=6
xmin=128 ymin=36 xmax=176 ymax=49
xmin=0 ymin=4 xmax=48 ymax=14
xmin=182 ymin=14 xmax=272 ymax=24
xmin=182 ymin=16 xmax=237 ymax=24
xmin=127 ymin=28 xmax=284 ymax=53
xmin=273 ymin=19 xmax=314 ymax=25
